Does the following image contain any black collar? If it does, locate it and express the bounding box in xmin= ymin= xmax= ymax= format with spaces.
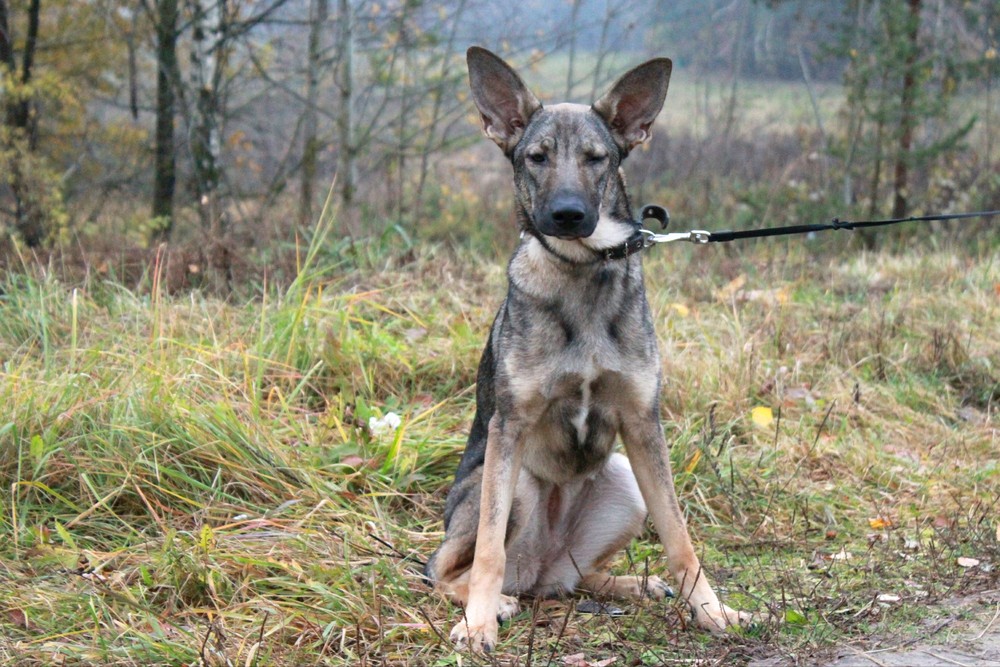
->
xmin=523 ymin=227 xmax=647 ymax=265
xmin=597 ymin=230 xmax=648 ymax=260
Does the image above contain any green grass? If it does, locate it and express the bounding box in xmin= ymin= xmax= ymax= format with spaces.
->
xmin=1 ymin=235 xmax=998 ymax=665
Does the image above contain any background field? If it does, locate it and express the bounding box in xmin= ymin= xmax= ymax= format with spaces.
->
xmin=2 ymin=223 xmax=998 ymax=665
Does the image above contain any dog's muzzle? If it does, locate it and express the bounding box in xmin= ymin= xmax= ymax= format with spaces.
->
xmin=537 ymin=194 xmax=598 ymax=239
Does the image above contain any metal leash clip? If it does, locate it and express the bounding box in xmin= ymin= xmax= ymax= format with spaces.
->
xmin=639 ymin=228 xmax=713 ymax=246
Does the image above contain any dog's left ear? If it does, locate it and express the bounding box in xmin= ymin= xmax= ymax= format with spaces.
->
xmin=593 ymin=58 xmax=672 ymax=154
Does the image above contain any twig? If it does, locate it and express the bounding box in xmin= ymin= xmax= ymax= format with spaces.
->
xmin=526 ymin=596 xmax=540 ymax=666
xmin=251 ymin=611 xmax=268 ymax=667
xmin=415 ymin=605 xmax=449 ymax=644
xmin=918 ymin=650 xmax=972 ymax=667
xmin=975 ymin=602 xmax=1000 ymax=640
xmin=199 ymin=621 xmax=213 ymax=665
xmin=544 ymin=599 xmax=576 ymax=667
xmin=846 ymin=647 xmax=889 ymax=667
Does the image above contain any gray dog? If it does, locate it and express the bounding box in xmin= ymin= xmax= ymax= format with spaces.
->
xmin=425 ymin=46 xmax=747 ymax=652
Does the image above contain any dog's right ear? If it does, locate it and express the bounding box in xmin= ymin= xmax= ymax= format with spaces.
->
xmin=467 ymin=47 xmax=542 ymax=154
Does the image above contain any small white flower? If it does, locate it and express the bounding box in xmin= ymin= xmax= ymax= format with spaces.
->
xmin=383 ymin=412 xmax=402 ymax=430
xmin=368 ymin=411 xmax=402 ymax=436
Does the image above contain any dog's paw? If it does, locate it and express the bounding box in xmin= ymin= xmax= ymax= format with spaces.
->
xmin=496 ymin=594 xmax=519 ymax=622
xmin=691 ymin=601 xmax=751 ymax=633
xmin=644 ymin=575 xmax=675 ymax=600
xmin=449 ymin=617 xmax=498 ymax=653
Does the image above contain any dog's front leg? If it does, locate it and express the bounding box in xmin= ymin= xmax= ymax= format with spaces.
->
xmin=621 ymin=418 xmax=747 ymax=632
xmin=449 ymin=415 xmax=523 ymax=652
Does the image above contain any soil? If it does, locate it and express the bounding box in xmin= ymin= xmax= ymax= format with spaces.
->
xmin=751 ymin=592 xmax=1000 ymax=666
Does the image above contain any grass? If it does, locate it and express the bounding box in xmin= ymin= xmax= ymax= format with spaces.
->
xmin=1 ymin=230 xmax=999 ymax=666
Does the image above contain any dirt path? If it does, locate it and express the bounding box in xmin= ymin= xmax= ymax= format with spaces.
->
xmin=751 ymin=592 xmax=1000 ymax=667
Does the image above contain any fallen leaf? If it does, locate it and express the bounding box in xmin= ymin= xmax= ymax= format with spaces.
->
xmin=869 ymin=517 xmax=892 ymax=530
xmin=831 ymin=548 xmax=852 ymax=561
xmin=877 ymin=593 xmax=901 ymax=603
xmin=751 ymin=406 xmax=774 ymax=428
xmin=715 ymin=274 xmax=747 ymax=301
xmin=7 ymin=608 xmax=28 ymax=629
xmin=668 ymin=302 xmax=690 ymax=318
xmin=737 ymin=286 xmax=791 ymax=306
xmin=684 ymin=449 xmax=702 ymax=474
xmin=340 ymin=455 xmax=365 ymax=468
xmin=957 ymin=557 xmax=981 ymax=568
xmin=785 ymin=609 xmax=807 ymax=625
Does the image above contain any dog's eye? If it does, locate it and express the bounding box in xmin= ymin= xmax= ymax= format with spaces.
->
xmin=528 ymin=152 xmax=547 ymax=165
xmin=586 ymin=153 xmax=607 ymax=164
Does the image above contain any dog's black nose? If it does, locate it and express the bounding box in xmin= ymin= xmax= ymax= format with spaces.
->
xmin=538 ymin=194 xmax=597 ymax=239
xmin=551 ymin=203 xmax=587 ymax=227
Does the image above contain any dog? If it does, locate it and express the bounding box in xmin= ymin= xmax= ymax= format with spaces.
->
xmin=425 ymin=46 xmax=747 ymax=653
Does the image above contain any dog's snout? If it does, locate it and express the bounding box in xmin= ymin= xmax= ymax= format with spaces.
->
xmin=542 ymin=195 xmax=596 ymax=238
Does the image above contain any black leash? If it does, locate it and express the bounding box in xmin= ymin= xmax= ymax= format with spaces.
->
xmin=604 ymin=205 xmax=1000 ymax=257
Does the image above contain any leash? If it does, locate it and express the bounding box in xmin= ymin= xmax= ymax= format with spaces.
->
xmin=624 ymin=205 xmax=1000 ymax=253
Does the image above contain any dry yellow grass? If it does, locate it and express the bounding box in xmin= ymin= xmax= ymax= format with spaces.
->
xmin=1 ymin=238 xmax=998 ymax=665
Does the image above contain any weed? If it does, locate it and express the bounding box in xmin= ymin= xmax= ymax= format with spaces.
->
xmin=1 ymin=239 xmax=998 ymax=665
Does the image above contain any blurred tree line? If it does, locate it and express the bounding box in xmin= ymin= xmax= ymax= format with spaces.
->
xmin=0 ymin=0 xmax=997 ymax=261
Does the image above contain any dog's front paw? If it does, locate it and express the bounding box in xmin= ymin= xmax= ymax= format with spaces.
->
xmin=450 ymin=617 xmax=498 ymax=653
xmin=691 ymin=601 xmax=751 ymax=633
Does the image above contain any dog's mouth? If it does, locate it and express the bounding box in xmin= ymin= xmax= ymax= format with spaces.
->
xmin=535 ymin=216 xmax=599 ymax=241
xmin=551 ymin=230 xmax=594 ymax=241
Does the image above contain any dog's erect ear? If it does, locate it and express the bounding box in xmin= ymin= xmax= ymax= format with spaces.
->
xmin=592 ymin=58 xmax=672 ymax=154
xmin=467 ymin=46 xmax=542 ymax=154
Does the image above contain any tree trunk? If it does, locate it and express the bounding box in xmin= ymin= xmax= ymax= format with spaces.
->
xmin=299 ymin=0 xmax=328 ymax=228
xmin=2 ymin=0 xmax=45 ymax=246
xmin=336 ymin=0 xmax=354 ymax=210
xmin=414 ymin=0 xmax=468 ymax=218
xmin=564 ymin=0 xmax=581 ymax=99
xmin=189 ymin=0 xmax=225 ymax=232
xmin=152 ymin=0 xmax=179 ymax=238
xmin=891 ymin=0 xmax=921 ymax=219
xmin=9 ymin=0 xmax=39 ymax=143
xmin=0 ymin=0 xmax=15 ymax=73
xmin=2 ymin=0 xmax=39 ymax=137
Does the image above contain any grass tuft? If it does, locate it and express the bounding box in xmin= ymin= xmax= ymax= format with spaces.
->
xmin=1 ymin=238 xmax=998 ymax=665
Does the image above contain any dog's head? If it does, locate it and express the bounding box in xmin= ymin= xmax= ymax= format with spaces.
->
xmin=467 ymin=47 xmax=671 ymax=253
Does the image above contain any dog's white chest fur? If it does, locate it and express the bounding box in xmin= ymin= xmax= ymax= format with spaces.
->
xmin=569 ymin=362 xmax=598 ymax=442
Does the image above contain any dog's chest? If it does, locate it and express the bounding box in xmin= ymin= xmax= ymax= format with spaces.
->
xmin=506 ymin=333 xmax=655 ymax=483
xmin=499 ymin=253 xmax=659 ymax=483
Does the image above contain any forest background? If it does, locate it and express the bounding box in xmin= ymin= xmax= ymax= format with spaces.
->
xmin=2 ymin=1 xmax=1000 ymax=665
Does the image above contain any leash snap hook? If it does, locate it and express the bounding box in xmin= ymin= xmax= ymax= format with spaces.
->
xmin=689 ymin=230 xmax=712 ymax=244
xmin=639 ymin=228 xmax=659 ymax=249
